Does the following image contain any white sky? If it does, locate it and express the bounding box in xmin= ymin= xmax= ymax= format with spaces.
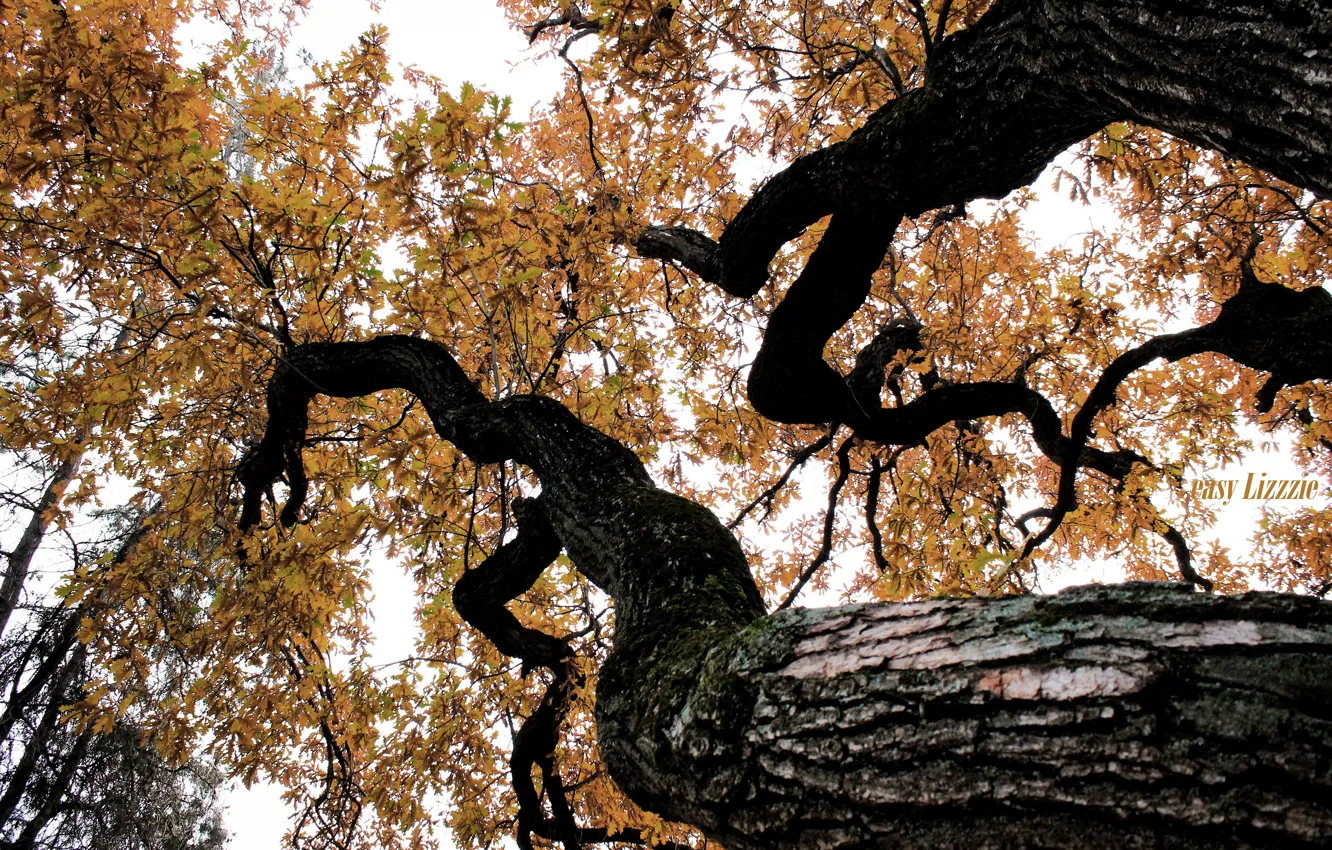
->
xmin=168 ymin=2 xmax=1328 ymax=845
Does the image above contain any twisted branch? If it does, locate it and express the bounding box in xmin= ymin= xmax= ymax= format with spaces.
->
xmin=1029 ymin=263 xmax=1332 ymax=569
xmin=236 ymin=335 xmax=763 ymax=848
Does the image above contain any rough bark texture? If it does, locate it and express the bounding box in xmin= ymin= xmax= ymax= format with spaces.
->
xmin=242 ymin=337 xmax=1332 ymax=849
xmin=599 ymin=583 xmax=1332 ymax=849
xmin=642 ymin=0 xmax=1332 ymax=297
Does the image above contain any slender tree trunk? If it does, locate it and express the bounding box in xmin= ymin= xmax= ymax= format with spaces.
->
xmin=1 ymin=322 xmax=130 ymax=641
xmin=0 ymin=612 xmax=81 ymax=747
xmin=0 ymin=454 xmax=81 ymax=641
xmin=7 ymin=729 xmax=90 ymax=850
xmin=0 ymin=648 xmax=83 ymax=830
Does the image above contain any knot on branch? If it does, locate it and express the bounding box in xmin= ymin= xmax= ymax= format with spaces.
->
xmin=634 ymin=225 xmax=721 ymax=283
xmin=523 ymin=3 xmax=601 ymax=44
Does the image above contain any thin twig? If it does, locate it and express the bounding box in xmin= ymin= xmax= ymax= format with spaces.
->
xmin=778 ymin=436 xmax=855 ymax=610
xmin=727 ymin=426 xmax=837 ymax=529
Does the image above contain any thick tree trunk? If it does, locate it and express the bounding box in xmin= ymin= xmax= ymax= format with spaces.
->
xmin=236 ymin=7 xmax=1332 ymax=847
xmin=598 ymin=583 xmax=1332 ymax=850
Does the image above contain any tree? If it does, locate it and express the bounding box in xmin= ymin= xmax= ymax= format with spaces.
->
xmin=0 ymin=598 xmax=230 ymax=850
xmin=3 ymin=0 xmax=1332 ymax=847
xmin=0 ymin=376 xmax=229 ymax=849
xmin=0 ymin=334 xmax=228 ymax=848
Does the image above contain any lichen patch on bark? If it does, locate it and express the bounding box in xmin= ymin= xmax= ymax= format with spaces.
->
xmin=975 ymin=664 xmax=1154 ymax=701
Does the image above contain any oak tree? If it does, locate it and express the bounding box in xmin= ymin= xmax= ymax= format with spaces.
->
xmin=2 ymin=0 xmax=1331 ymax=848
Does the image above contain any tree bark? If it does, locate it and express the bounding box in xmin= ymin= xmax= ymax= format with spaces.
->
xmin=598 ymin=582 xmax=1332 ymax=850
xmin=236 ymin=4 xmax=1332 ymax=847
xmin=636 ymin=0 xmax=1332 ymax=454
xmin=0 ymin=454 xmax=79 ymax=641
xmin=642 ymin=0 xmax=1332 ymax=298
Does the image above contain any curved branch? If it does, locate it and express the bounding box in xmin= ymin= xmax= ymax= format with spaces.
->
xmin=238 ymin=336 xmax=1332 ymax=849
xmin=743 ymin=213 xmax=895 ymax=425
xmin=237 ymin=336 xmax=491 ymax=532
xmin=673 ymin=212 xmax=1146 ymax=501
xmin=637 ymin=0 xmax=1332 ymax=296
xmin=453 ymin=498 xmax=579 ymax=849
xmin=237 ymin=332 xmax=765 ymax=629
xmin=859 ymin=380 xmax=1147 ymax=481
xmin=632 ymin=2 xmax=1332 ymax=547
xmin=239 ymin=335 xmax=768 ymax=844
xmin=1156 ymin=518 xmax=1212 ymax=593
xmin=524 ymin=3 xmax=601 ymax=45
xmin=453 ymin=498 xmax=566 ymax=667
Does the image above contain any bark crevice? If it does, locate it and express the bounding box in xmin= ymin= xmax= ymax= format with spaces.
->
xmin=600 ymin=582 xmax=1332 ymax=850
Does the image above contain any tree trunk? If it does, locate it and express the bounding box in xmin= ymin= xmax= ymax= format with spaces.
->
xmin=0 ymin=647 xmax=84 ymax=830
xmin=235 ymin=6 xmax=1332 ymax=847
xmin=639 ymin=0 xmax=1332 ymax=300
xmin=637 ymin=0 xmax=1332 ymax=446
xmin=0 ymin=454 xmax=80 ymax=641
xmin=597 ymin=582 xmax=1332 ymax=850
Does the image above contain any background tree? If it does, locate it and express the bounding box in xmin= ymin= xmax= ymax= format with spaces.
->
xmin=0 ymin=325 xmax=228 ymax=847
xmin=2 ymin=0 xmax=1331 ymax=848
xmin=0 ymin=510 xmax=228 ymax=850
